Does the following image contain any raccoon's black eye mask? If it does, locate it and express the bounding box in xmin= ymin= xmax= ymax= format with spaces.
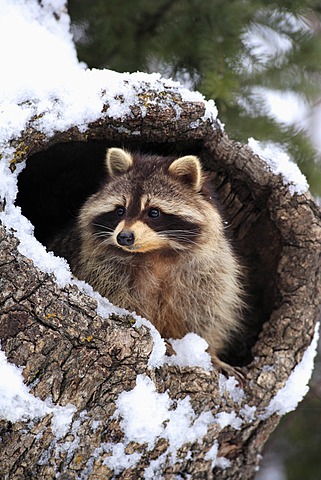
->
xmin=116 ymin=206 xmax=161 ymax=219
xmin=91 ymin=210 xmax=124 ymax=234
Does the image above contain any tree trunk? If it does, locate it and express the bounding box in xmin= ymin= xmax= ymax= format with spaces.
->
xmin=1 ymin=76 xmax=321 ymax=479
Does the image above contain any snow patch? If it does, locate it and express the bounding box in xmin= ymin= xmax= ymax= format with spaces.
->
xmin=103 ymin=374 xmax=244 ymax=474
xmin=165 ymin=333 xmax=212 ymax=370
xmin=0 ymin=2 xmax=216 ymax=146
xmin=215 ymin=411 xmax=242 ymax=430
xmin=203 ymin=98 xmax=218 ymax=123
xmin=50 ymin=401 xmax=77 ymax=440
xmin=205 ymin=441 xmax=231 ymax=469
xmin=132 ymin=314 xmax=167 ymax=368
xmin=114 ymin=375 xmax=214 ymax=452
xmin=219 ymin=374 xmax=245 ymax=404
xmin=248 ymin=137 xmax=309 ymax=195
xmin=0 ymin=347 xmax=75 ymax=438
xmin=240 ymin=404 xmax=257 ymax=423
xmin=262 ymin=322 xmax=320 ymax=418
xmin=103 ymin=444 xmax=142 ymax=475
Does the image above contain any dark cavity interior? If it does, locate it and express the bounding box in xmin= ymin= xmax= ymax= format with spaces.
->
xmin=16 ymin=140 xmax=282 ymax=367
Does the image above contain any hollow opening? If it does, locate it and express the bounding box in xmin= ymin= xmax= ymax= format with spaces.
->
xmin=16 ymin=139 xmax=282 ymax=367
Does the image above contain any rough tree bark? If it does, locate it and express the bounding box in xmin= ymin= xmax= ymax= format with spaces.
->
xmin=1 ymin=78 xmax=321 ymax=479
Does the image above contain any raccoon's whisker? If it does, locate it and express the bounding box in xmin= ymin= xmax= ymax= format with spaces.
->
xmin=92 ymin=226 xmax=115 ymax=241
xmin=160 ymin=229 xmax=199 ymax=235
xmin=92 ymin=232 xmax=113 ymax=241
xmin=159 ymin=230 xmax=200 ymax=245
xmin=161 ymin=229 xmax=200 ymax=236
xmin=171 ymin=238 xmax=199 ymax=246
xmin=159 ymin=229 xmax=199 ymax=235
xmin=166 ymin=237 xmax=199 ymax=247
xmin=92 ymin=223 xmax=114 ymax=233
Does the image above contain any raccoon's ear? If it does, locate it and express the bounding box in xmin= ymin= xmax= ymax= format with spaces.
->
xmin=168 ymin=155 xmax=202 ymax=191
xmin=105 ymin=148 xmax=133 ymax=177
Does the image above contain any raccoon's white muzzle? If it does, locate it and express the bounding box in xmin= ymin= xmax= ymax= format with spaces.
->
xmin=114 ymin=221 xmax=169 ymax=253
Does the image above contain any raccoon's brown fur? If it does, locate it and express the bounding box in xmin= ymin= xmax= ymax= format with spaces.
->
xmin=49 ymin=148 xmax=245 ymax=380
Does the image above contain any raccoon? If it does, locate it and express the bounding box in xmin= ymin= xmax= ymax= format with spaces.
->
xmin=49 ymin=148 xmax=245 ymax=381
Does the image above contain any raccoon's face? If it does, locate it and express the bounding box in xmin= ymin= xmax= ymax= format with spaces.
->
xmin=81 ymin=148 xmax=220 ymax=255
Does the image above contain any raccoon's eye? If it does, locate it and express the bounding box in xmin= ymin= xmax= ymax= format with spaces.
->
xmin=148 ymin=208 xmax=161 ymax=219
xmin=116 ymin=206 xmax=126 ymax=217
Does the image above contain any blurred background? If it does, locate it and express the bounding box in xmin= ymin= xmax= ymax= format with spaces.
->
xmin=67 ymin=1 xmax=321 ymax=478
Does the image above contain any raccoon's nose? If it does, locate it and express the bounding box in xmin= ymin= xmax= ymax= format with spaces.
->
xmin=117 ymin=230 xmax=135 ymax=247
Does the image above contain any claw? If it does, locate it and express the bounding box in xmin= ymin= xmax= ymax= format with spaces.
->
xmin=211 ymin=354 xmax=246 ymax=387
xmin=164 ymin=339 xmax=176 ymax=356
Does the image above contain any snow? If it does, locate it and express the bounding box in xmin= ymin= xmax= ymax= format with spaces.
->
xmin=262 ymin=322 xmax=320 ymax=418
xmin=219 ymin=374 xmax=245 ymax=404
xmin=217 ymin=322 xmax=320 ymax=427
xmin=115 ymin=375 xmax=172 ymax=449
xmin=114 ymin=375 xmax=214 ymax=452
xmin=164 ymin=333 xmax=212 ymax=370
xmin=0 ymin=0 xmax=216 ymax=145
xmin=240 ymin=404 xmax=257 ymax=423
xmin=215 ymin=411 xmax=242 ymax=430
xmin=239 ymin=87 xmax=310 ymax=133
xmin=1 ymin=190 xmax=73 ymax=287
xmin=106 ymin=374 xmax=232 ymax=473
xmin=0 ymin=346 xmax=76 ymax=439
xmin=205 ymin=442 xmax=231 ymax=469
xmin=133 ymin=314 xmax=167 ymax=368
xmin=103 ymin=444 xmax=142 ymax=474
xmin=248 ymin=137 xmax=309 ymax=195
xmin=50 ymin=401 xmax=77 ymax=440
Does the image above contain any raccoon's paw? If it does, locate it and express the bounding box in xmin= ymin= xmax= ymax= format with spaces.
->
xmin=211 ymin=355 xmax=246 ymax=387
xmin=164 ymin=339 xmax=176 ymax=357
